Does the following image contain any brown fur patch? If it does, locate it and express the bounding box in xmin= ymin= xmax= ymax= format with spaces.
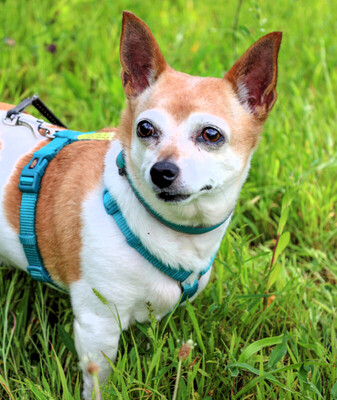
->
xmin=4 ymin=139 xmax=111 ymax=285
xmin=98 ymin=126 xmax=116 ymax=132
xmin=157 ymin=144 xmax=182 ymax=161
xmin=118 ymin=103 xmax=134 ymax=149
xmin=0 ymin=102 xmax=16 ymax=111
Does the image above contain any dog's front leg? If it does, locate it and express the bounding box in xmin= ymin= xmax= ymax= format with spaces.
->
xmin=73 ymin=314 xmax=121 ymax=399
xmin=71 ymin=284 xmax=128 ymax=400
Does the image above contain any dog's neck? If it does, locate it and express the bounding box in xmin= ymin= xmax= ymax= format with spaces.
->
xmin=102 ymin=138 xmax=254 ymax=274
xmin=103 ymin=140 xmax=231 ymax=273
xmin=121 ymin=148 xmax=252 ymax=229
xmin=115 ymin=150 xmax=231 ymax=234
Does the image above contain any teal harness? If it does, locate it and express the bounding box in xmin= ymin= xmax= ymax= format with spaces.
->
xmin=19 ymin=129 xmax=225 ymax=302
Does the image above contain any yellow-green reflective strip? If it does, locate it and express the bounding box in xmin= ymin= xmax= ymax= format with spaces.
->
xmin=77 ymin=132 xmax=116 ymax=141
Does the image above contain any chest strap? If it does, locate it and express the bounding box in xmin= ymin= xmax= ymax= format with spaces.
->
xmin=103 ymin=189 xmax=214 ymax=304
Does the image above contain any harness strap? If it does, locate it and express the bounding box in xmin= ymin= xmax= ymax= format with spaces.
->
xmin=103 ymin=188 xmax=214 ymax=304
xmin=116 ymin=151 xmax=230 ymax=235
xmin=18 ymin=130 xmax=82 ymax=289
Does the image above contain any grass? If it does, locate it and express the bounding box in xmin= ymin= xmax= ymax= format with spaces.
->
xmin=0 ymin=0 xmax=336 ymax=398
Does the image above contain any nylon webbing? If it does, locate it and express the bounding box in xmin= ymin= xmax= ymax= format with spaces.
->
xmin=103 ymin=188 xmax=214 ymax=303
xmin=18 ymin=131 xmax=81 ymax=289
xmin=116 ymin=151 xmax=230 ymax=235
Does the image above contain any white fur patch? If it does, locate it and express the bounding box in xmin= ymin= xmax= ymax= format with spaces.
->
xmin=237 ymin=81 xmax=252 ymax=112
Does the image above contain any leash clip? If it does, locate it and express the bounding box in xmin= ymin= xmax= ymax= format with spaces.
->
xmin=2 ymin=112 xmax=20 ymax=126
xmin=2 ymin=113 xmax=57 ymax=139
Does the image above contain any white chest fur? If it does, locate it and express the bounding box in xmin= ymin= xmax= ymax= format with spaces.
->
xmin=76 ymin=140 xmax=228 ymax=320
xmin=69 ymin=140 xmax=229 ymax=398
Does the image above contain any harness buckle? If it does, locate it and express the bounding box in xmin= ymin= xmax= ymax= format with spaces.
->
xmin=19 ymin=233 xmax=37 ymax=246
xmin=2 ymin=113 xmax=20 ymax=126
xmin=179 ymin=279 xmax=199 ymax=304
xmin=19 ymin=157 xmax=49 ymax=193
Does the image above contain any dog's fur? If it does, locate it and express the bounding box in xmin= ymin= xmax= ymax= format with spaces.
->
xmin=0 ymin=12 xmax=281 ymax=398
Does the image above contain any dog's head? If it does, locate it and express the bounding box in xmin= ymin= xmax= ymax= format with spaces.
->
xmin=118 ymin=11 xmax=282 ymax=226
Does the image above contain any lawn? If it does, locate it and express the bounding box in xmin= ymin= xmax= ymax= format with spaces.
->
xmin=0 ymin=0 xmax=336 ymax=399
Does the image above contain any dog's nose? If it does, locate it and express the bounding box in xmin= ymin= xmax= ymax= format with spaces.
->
xmin=150 ymin=161 xmax=179 ymax=189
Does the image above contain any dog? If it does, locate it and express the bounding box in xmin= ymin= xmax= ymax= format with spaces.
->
xmin=0 ymin=11 xmax=282 ymax=398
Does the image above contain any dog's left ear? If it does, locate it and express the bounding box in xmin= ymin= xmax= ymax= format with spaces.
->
xmin=225 ymin=32 xmax=282 ymax=120
xmin=120 ymin=11 xmax=167 ymax=98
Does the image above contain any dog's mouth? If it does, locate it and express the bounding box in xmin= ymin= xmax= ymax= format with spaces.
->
xmin=156 ymin=192 xmax=191 ymax=202
xmin=156 ymin=185 xmax=213 ymax=202
xmin=200 ymin=184 xmax=213 ymax=192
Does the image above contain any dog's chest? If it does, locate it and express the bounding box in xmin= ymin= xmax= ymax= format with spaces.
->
xmin=74 ymin=184 xmax=215 ymax=320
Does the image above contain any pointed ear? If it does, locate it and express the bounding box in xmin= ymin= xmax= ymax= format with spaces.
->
xmin=120 ymin=11 xmax=167 ymax=98
xmin=225 ymin=32 xmax=282 ymax=119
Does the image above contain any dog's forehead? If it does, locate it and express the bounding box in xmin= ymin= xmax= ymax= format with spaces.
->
xmin=136 ymin=69 xmax=239 ymax=124
xmin=132 ymin=69 xmax=262 ymax=153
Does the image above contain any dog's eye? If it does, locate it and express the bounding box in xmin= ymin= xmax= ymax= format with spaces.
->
xmin=137 ymin=121 xmax=155 ymax=138
xmin=201 ymin=127 xmax=222 ymax=143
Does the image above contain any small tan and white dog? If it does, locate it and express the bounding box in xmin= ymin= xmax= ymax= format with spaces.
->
xmin=0 ymin=11 xmax=281 ymax=398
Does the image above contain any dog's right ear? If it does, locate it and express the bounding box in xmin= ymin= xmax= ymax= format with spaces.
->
xmin=120 ymin=11 xmax=167 ymax=98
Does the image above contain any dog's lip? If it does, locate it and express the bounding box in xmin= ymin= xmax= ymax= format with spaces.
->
xmin=156 ymin=184 xmax=213 ymax=202
xmin=200 ymin=184 xmax=213 ymax=192
xmin=156 ymin=192 xmax=191 ymax=202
